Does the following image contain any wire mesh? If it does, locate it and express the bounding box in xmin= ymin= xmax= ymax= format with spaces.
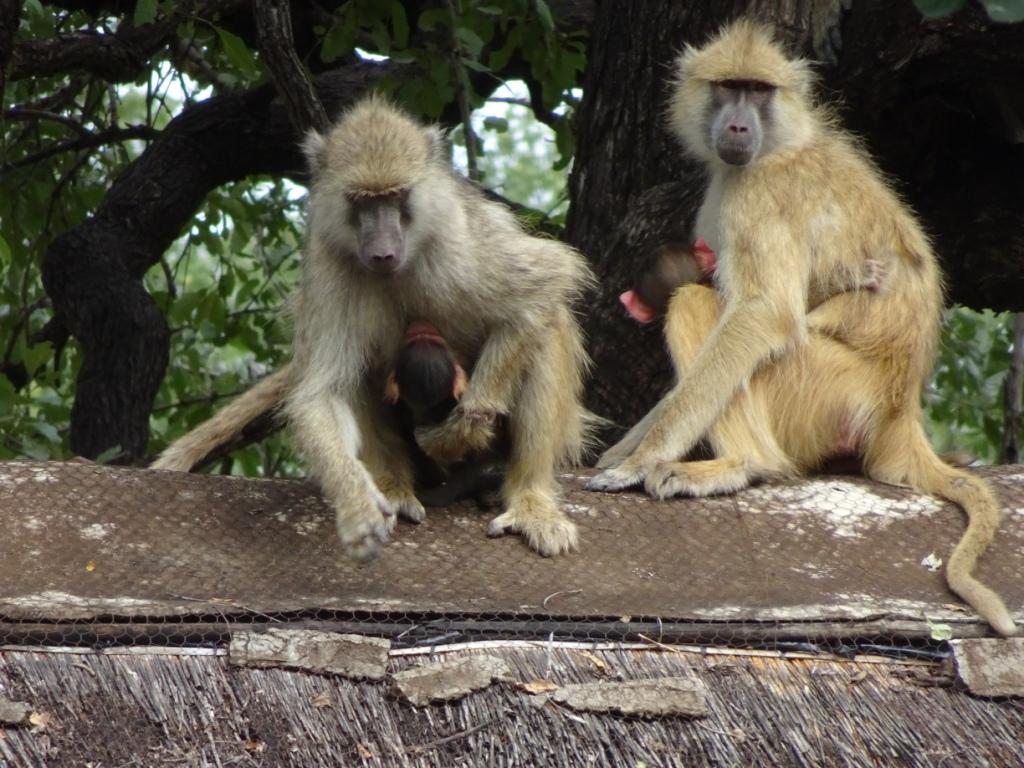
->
xmin=0 ymin=460 xmax=1021 ymax=653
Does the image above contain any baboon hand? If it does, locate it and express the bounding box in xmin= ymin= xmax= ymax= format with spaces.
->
xmin=335 ymin=482 xmax=395 ymax=561
xmin=487 ymin=492 xmax=578 ymax=556
xmin=415 ymin=403 xmax=498 ymax=463
xmin=373 ymin=474 xmax=427 ymax=524
xmin=584 ymin=459 xmax=647 ymax=493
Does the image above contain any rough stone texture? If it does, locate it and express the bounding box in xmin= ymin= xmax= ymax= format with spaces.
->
xmin=390 ymin=656 xmax=511 ymax=706
xmin=952 ymin=637 xmax=1024 ymax=698
xmin=551 ymin=677 xmax=708 ymax=718
xmin=229 ymin=629 xmax=390 ymax=680
xmin=0 ymin=696 xmax=31 ymax=725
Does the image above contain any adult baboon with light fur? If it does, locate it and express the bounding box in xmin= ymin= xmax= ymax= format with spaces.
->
xmin=155 ymin=96 xmax=594 ymax=560
xmin=589 ymin=20 xmax=1017 ymax=636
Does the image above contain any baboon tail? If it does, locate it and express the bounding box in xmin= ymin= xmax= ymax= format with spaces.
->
xmin=873 ymin=421 xmax=1016 ymax=636
xmin=151 ymin=365 xmax=294 ymax=472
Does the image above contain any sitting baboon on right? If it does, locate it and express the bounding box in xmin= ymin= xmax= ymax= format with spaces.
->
xmin=590 ymin=20 xmax=1017 ymax=636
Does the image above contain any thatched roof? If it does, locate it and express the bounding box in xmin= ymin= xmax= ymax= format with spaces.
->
xmin=1 ymin=644 xmax=1023 ymax=767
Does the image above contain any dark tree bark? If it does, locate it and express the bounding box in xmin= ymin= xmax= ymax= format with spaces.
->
xmin=253 ymin=0 xmax=330 ymax=134
xmin=569 ymin=0 xmax=1024 ymax=432
xmin=8 ymin=0 xmax=248 ymax=82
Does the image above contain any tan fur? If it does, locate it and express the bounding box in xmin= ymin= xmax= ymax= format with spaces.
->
xmin=157 ymin=97 xmax=595 ymax=559
xmin=152 ymin=367 xmax=293 ymax=472
xmin=593 ymin=21 xmax=1016 ymax=636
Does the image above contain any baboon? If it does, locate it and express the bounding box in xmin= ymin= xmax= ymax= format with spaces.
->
xmin=589 ymin=20 xmax=1016 ymax=635
xmin=620 ymin=240 xmax=716 ymax=323
xmin=620 ymin=239 xmax=883 ymax=323
xmin=383 ymin=318 xmax=505 ymax=508
xmin=155 ymin=96 xmax=594 ymax=560
xmin=383 ymin=319 xmax=468 ymax=425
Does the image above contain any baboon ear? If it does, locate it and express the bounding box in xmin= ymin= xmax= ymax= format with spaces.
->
xmin=302 ymin=130 xmax=328 ymax=174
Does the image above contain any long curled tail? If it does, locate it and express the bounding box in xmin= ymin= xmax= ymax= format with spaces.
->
xmin=151 ymin=365 xmax=294 ymax=472
xmin=928 ymin=462 xmax=1017 ymax=636
xmin=870 ymin=419 xmax=1017 ymax=636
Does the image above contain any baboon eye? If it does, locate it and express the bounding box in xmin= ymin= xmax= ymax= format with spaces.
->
xmin=717 ymin=79 xmax=775 ymax=93
xmin=398 ymin=189 xmax=413 ymax=223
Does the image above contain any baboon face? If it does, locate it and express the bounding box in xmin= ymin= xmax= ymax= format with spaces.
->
xmin=348 ymin=191 xmax=412 ymax=276
xmin=707 ymin=79 xmax=775 ymax=166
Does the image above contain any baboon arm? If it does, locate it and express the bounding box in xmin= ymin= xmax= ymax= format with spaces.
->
xmin=460 ymin=322 xmax=531 ymax=414
xmin=630 ymin=215 xmax=807 ymax=465
xmin=284 ymin=363 xmax=378 ymax=505
xmin=638 ymin=299 xmax=801 ymax=461
xmin=414 ymin=321 xmax=538 ymax=463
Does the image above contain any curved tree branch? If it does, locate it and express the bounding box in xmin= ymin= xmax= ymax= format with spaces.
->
xmin=9 ymin=0 xmax=247 ymax=82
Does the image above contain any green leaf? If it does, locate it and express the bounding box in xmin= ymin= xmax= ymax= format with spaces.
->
xmin=33 ymin=421 xmax=60 ymax=444
xmin=215 ymin=26 xmax=261 ymax=78
xmin=418 ymin=8 xmax=449 ymax=32
xmin=391 ymin=2 xmax=410 ymax=48
xmin=369 ymin=20 xmax=392 ymax=55
xmin=982 ymin=0 xmax=1024 ymax=22
xmin=926 ymin=618 xmax=954 ymax=641
xmin=134 ymin=0 xmax=158 ymax=26
xmin=322 ymin=18 xmax=357 ymax=63
xmin=912 ymin=0 xmax=967 ymax=18
xmin=94 ymin=445 xmax=124 ymax=464
xmin=534 ymin=0 xmax=555 ymax=32
xmin=456 ymin=26 xmax=485 ymax=58
xmin=21 ymin=343 xmax=51 ymax=377
xmin=0 ymin=234 xmax=10 ymax=260
xmin=488 ymin=26 xmax=521 ymax=71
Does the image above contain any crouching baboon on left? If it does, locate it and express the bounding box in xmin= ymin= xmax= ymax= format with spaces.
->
xmin=154 ymin=96 xmax=595 ymax=560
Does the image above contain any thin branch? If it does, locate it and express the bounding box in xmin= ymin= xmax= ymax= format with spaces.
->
xmin=1 ymin=124 xmax=158 ymax=173
xmin=404 ymin=721 xmax=495 ymax=754
xmin=523 ymin=76 xmax=560 ymax=129
xmin=152 ymin=389 xmax=247 ymax=414
xmin=3 ymin=107 xmax=91 ymax=136
xmin=253 ymin=0 xmax=329 ymax=134
xmin=446 ymin=0 xmax=480 ymax=181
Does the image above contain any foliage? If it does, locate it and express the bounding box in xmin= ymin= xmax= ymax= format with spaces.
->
xmin=913 ymin=0 xmax=1024 ymax=23
xmin=926 ymin=307 xmax=1015 ymax=463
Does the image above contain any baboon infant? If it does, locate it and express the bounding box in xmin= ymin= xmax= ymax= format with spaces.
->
xmin=621 ymin=240 xmax=885 ymax=323
xmin=384 ymin=319 xmax=505 ymax=506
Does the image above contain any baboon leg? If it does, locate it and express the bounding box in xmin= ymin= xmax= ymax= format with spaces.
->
xmin=593 ymin=285 xmax=792 ymax=491
xmin=488 ymin=321 xmax=580 ymax=556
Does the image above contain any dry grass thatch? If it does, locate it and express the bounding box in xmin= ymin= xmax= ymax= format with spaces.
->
xmin=1 ymin=644 xmax=1022 ymax=767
